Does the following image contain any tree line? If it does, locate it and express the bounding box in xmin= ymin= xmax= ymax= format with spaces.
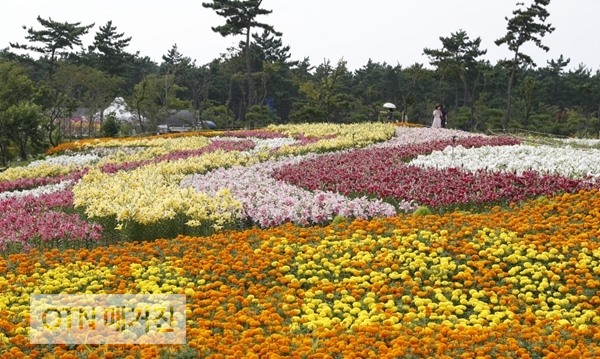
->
xmin=0 ymin=0 xmax=599 ymax=165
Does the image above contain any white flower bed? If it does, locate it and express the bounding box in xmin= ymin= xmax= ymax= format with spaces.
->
xmin=559 ymin=138 xmax=600 ymax=147
xmin=370 ymin=127 xmax=484 ymax=148
xmin=181 ymin=153 xmax=397 ymax=227
xmin=28 ymin=154 xmax=101 ymax=168
xmin=0 ymin=180 xmax=73 ymax=201
xmin=409 ymin=144 xmax=600 ymax=178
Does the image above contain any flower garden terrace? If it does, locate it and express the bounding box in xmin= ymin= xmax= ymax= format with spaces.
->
xmin=0 ymin=123 xmax=599 ymax=358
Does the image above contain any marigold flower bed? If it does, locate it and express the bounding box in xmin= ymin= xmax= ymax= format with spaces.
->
xmin=1 ymin=190 xmax=599 ymax=357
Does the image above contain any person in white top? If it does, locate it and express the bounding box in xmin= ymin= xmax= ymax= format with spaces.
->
xmin=432 ymin=105 xmax=442 ymax=128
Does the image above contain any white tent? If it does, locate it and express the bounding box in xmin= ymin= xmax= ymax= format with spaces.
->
xmin=96 ymin=97 xmax=145 ymax=125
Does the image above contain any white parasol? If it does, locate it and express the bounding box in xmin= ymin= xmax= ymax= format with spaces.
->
xmin=383 ymin=103 xmax=396 ymax=109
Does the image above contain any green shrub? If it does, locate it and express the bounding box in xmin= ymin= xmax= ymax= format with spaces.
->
xmin=332 ymin=215 xmax=346 ymax=225
xmin=413 ymin=206 xmax=432 ymax=216
xmin=100 ymin=113 xmax=121 ymax=138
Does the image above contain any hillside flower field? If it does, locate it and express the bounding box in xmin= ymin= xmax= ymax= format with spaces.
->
xmin=0 ymin=123 xmax=599 ymax=358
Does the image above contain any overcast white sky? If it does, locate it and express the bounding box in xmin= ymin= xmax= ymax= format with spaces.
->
xmin=1 ymin=0 xmax=598 ymax=72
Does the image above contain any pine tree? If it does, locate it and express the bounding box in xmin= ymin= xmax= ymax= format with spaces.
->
xmin=88 ymin=21 xmax=133 ymax=77
xmin=495 ymin=0 xmax=555 ymax=129
xmin=202 ymin=0 xmax=280 ymax=126
xmin=424 ymin=30 xmax=487 ymax=109
xmin=10 ymin=16 xmax=94 ymax=80
xmin=252 ymin=29 xmax=291 ymax=63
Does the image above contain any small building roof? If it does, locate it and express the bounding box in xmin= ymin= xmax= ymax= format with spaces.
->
xmin=166 ymin=110 xmax=196 ymax=126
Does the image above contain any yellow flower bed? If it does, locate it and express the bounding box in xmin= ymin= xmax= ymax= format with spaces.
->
xmin=0 ymin=162 xmax=79 ymax=182
xmin=5 ymin=136 xmax=212 ymax=181
xmin=269 ymin=123 xmax=397 ymax=156
xmin=46 ymin=131 xmax=223 ymax=155
xmin=94 ymin=136 xmax=211 ymax=166
xmin=73 ymin=150 xmax=254 ymax=225
xmin=286 ymin=226 xmax=599 ymax=331
xmin=89 ymin=135 xmax=210 ymax=150
xmin=268 ymin=122 xmax=396 ymax=139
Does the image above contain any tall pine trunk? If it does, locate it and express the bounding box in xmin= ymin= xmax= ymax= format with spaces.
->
xmin=454 ymin=84 xmax=459 ymax=112
xmin=245 ymin=26 xmax=255 ymax=129
xmin=503 ymin=51 xmax=519 ymax=130
xmin=462 ymin=71 xmax=469 ymax=107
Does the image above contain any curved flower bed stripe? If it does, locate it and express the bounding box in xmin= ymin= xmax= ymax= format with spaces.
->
xmin=0 ymin=187 xmax=76 ymax=213
xmin=269 ymin=123 xmax=397 ymax=157
xmin=410 ymin=144 xmax=600 ymax=178
xmin=375 ymin=126 xmax=487 ymax=147
xmin=222 ymin=129 xmax=289 ymax=139
xmin=0 ymin=188 xmax=102 ymax=251
xmin=46 ymin=132 xmax=221 ymax=155
xmin=88 ymin=145 xmax=150 ymax=158
xmin=0 ymin=169 xmax=88 ymax=194
xmin=27 ymin=153 xmax=101 ymax=168
xmin=372 ymin=134 xmax=521 ymax=159
xmin=0 ymin=137 xmax=210 ymax=182
xmin=0 ymin=162 xmax=83 ymax=182
xmin=180 ymin=155 xmax=406 ymax=227
xmin=268 ymin=123 xmax=396 ymax=139
xmin=269 ymin=133 xmax=338 ymax=153
xmin=99 ymin=139 xmax=256 ymax=174
xmin=0 ymin=154 xmax=96 ymax=189
xmin=277 ymin=159 xmax=597 ymax=207
xmin=93 ymin=136 xmax=213 ymax=167
xmin=0 ymin=180 xmax=73 ymax=201
xmin=243 ymin=137 xmax=300 ymax=155
xmin=0 ymin=211 xmax=102 ymax=252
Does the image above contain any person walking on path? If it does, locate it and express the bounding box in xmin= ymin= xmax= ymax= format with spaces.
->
xmin=380 ymin=103 xmax=396 ymax=123
xmin=432 ymin=105 xmax=442 ymax=128
xmin=441 ymin=105 xmax=448 ymax=128
xmin=380 ymin=108 xmax=395 ymax=123
xmin=386 ymin=108 xmax=395 ymax=123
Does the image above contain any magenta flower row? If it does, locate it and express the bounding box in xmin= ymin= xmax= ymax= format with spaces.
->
xmin=222 ymin=130 xmax=288 ymax=139
xmin=270 ymin=133 xmax=338 ymax=153
xmin=0 ymin=188 xmax=102 ymax=252
xmin=0 ymin=169 xmax=89 ymax=194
